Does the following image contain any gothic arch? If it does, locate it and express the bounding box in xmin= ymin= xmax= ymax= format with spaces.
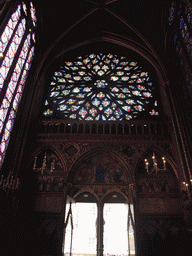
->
xmin=68 ymin=147 xmax=134 ymax=185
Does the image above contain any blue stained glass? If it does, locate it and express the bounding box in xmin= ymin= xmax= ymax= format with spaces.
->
xmin=102 ymin=98 xmax=110 ymax=107
xmin=44 ymin=53 xmax=158 ymax=121
xmin=0 ymin=2 xmax=36 ymax=168
xmin=102 ymin=115 xmax=106 ymax=120
xmin=92 ymin=98 xmax=100 ymax=106
xmin=95 ymin=80 xmax=107 ymax=88
xmin=168 ymin=2 xmax=175 ymax=25
xmin=121 ymin=88 xmax=130 ymax=93
xmin=133 ymin=91 xmax=141 ymax=96
xmin=84 ymin=76 xmax=91 ymax=81
xmin=143 ymin=92 xmax=152 ymax=97
xmin=121 ymin=77 xmax=129 ymax=81
xmin=78 ymin=100 xmax=85 ymax=104
xmin=79 ymin=108 xmax=87 ymax=118
xmin=89 ymin=108 xmax=97 ymax=117
xmin=86 ymin=117 xmax=93 ymax=120
xmin=73 ymin=76 xmax=81 ymax=81
xmin=122 ymin=106 xmax=131 ymax=112
xmin=69 ymin=114 xmax=76 ymax=119
xmin=83 ymin=87 xmax=91 ymax=92
xmin=111 ymin=87 xmax=119 ymax=92
xmin=72 ymin=87 xmax=80 ymax=93
xmin=77 ymin=93 xmax=85 ymax=98
xmin=109 ymin=116 xmax=116 ymax=121
xmin=97 ymin=92 xmax=105 ymax=99
xmin=99 ymin=105 xmax=103 ymax=111
xmin=110 ymin=76 xmax=119 ymax=81
xmin=117 ymin=93 xmax=125 ymax=98
xmin=95 ymin=115 xmax=100 ymax=120
xmin=134 ymin=105 xmax=143 ymax=111
xmin=104 ymin=108 xmax=112 ymax=116
xmin=97 ymin=70 xmax=105 ymax=76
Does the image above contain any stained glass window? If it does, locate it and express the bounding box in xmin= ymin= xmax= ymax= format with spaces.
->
xmin=44 ymin=53 xmax=159 ymax=121
xmin=169 ymin=2 xmax=192 ymax=99
xmin=0 ymin=2 xmax=36 ymax=168
xmin=168 ymin=2 xmax=175 ymax=25
xmin=169 ymin=2 xmax=192 ymax=62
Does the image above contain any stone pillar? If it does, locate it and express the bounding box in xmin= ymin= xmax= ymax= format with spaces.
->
xmin=97 ymin=201 xmax=104 ymax=256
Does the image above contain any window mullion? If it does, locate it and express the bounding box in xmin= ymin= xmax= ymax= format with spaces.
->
xmin=0 ymin=25 xmax=28 ymax=106
xmin=0 ymin=36 xmax=31 ymax=143
xmin=0 ymin=15 xmax=23 ymax=67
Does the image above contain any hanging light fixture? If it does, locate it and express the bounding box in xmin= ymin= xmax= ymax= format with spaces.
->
xmin=33 ymin=153 xmax=55 ymax=174
xmin=144 ymin=152 xmax=166 ymax=174
xmin=0 ymin=171 xmax=20 ymax=191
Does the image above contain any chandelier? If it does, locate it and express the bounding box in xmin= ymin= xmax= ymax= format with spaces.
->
xmin=0 ymin=171 xmax=20 ymax=191
xmin=33 ymin=153 xmax=55 ymax=174
xmin=144 ymin=152 xmax=166 ymax=174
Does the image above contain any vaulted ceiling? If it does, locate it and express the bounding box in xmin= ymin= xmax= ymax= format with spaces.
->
xmin=34 ymin=0 xmax=171 ymax=78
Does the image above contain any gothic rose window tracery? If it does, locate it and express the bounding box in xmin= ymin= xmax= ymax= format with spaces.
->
xmin=43 ymin=53 xmax=159 ymax=121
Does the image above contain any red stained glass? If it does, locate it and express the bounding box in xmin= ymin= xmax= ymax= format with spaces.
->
xmin=44 ymin=53 xmax=158 ymax=121
xmin=0 ymin=4 xmax=35 ymax=168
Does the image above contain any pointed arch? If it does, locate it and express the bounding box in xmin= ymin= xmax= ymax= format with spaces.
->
xmin=68 ymin=147 xmax=133 ymax=185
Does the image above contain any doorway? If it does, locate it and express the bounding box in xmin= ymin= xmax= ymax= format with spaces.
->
xmin=63 ymin=192 xmax=135 ymax=256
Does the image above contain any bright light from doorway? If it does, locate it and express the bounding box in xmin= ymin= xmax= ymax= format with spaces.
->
xmin=64 ymin=202 xmax=135 ymax=256
xmin=104 ymin=203 xmax=128 ymax=256
xmin=64 ymin=203 xmax=97 ymax=255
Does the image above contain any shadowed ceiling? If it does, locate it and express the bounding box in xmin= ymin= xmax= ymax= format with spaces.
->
xmin=34 ymin=0 xmax=171 ymax=76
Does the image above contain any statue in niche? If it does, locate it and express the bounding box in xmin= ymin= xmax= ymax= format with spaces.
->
xmin=113 ymin=169 xmax=123 ymax=182
xmin=106 ymin=168 xmax=123 ymax=183
xmin=95 ymin=166 xmax=105 ymax=182
xmin=76 ymin=168 xmax=93 ymax=183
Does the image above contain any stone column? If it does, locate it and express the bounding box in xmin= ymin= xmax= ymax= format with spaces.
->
xmin=97 ymin=201 xmax=104 ymax=256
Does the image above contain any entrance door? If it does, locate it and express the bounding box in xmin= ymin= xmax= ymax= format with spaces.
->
xmin=102 ymin=192 xmax=135 ymax=256
xmin=103 ymin=203 xmax=128 ymax=255
xmin=72 ymin=202 xmax=97 ymax=255
xmin=64 ymin=192 xmax=98 ymax=256
xmin=63 ymin=192 xmax=135 ymax=256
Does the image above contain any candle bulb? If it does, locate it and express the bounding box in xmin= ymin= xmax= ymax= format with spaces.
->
xmin=50 ymin=159 xmax=55 ymax=173
xmin=13 ymin=178 xmax=17 ymax=190
xmin=16 ymin=178 xmax=20 ymax=189
xmin=41 ymin=154 xmax=47 ymax=174
xmin=162 ymin=157 xmax=166 ymax=170
xmin=0 ymin=175 xmax=3 ymax=186
xmin=3 ymin=178 xmax=6 ymax=189
xmin=10 ymin=175 xmax=13 ymax=188
xmin=33 ymin=156 xmax=37 ymax=171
